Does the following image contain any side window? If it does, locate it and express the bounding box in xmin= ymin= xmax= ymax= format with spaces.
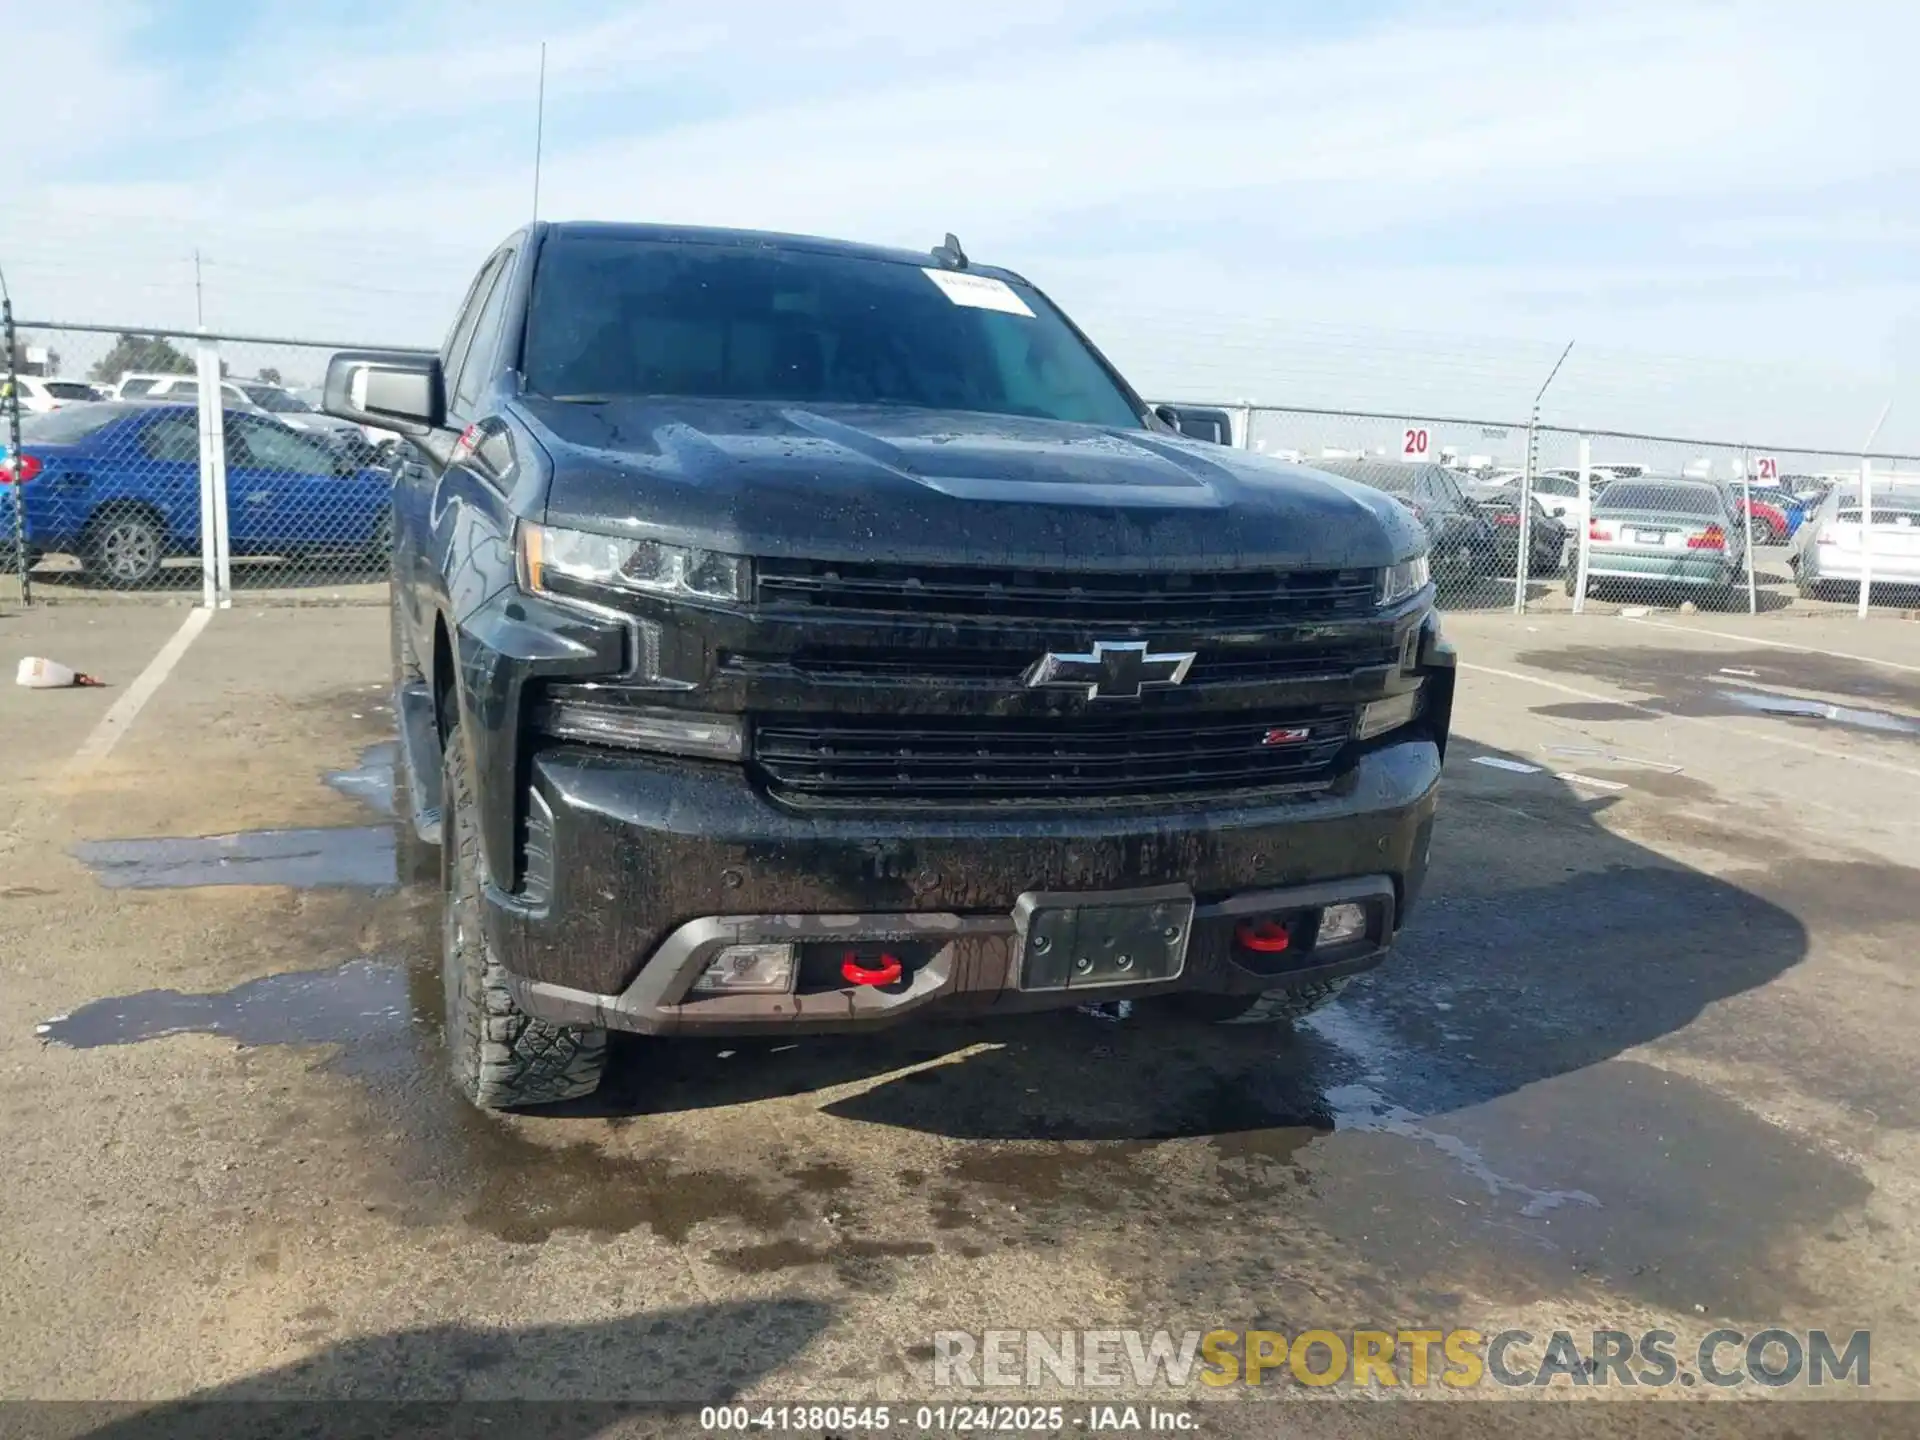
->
xmin=139 ymin=417 xmax=200 ymax=463
xmin=226 ymin=419 xmax=334 ymax=477
xmin=440 ymin=255 xmax=505 ymax=407
xmin=453 ymin=252 xmax=516 ymax=415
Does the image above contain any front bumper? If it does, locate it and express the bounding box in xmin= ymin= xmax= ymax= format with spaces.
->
xmin=484 ymin=737 xmax=1442 ymax=1035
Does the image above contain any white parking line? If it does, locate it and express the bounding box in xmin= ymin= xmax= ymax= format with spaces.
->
xmin=61 ymin=607 xmax=213 ymax=775
xmin=1459 ymin=661 xmax=1920 ymax=781
xmin=1619 ymin=616 xmax=1920 ymax=674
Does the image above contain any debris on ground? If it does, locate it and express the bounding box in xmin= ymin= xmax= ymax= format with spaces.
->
xmin=1471 ymin=756 xmax=1543 ymax=774
xmin=1555 ymin=773 xmax=1628 ymax=791
xmin=16 ymin=657 xmax=105 ymax=689
xmin=1077 ymin=1000 xmax=1133 ymax=1022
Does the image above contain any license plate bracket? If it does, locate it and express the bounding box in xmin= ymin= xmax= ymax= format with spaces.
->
xmin=1013 ymin=884 xmax=1195 ymax=992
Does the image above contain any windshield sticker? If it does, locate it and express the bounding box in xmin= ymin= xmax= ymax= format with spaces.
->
xmin=922 ymin=268 xmax=1035 ymax=317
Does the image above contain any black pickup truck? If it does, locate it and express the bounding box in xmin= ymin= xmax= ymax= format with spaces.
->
xmin=323 ymin=223 xmax=1453 ymax=1111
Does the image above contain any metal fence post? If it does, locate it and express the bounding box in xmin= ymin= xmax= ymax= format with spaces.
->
xmin=1237 ymin=403 xmax=1254 ymax=451
xmin=1741 ymin=447 xmax=1757 ymax=615
xmin=1857 ymin=455 xmax=1873 ymax=619
xmin=2 ymin=295 xmax=28 ymax=606
xmin=1572 ymin=435 xmax=1591 ymax=613
xmin=194 ymin=336 xmax=231 ymax=609
xmin=1513 ymin=341 xmax=1574 ymax=614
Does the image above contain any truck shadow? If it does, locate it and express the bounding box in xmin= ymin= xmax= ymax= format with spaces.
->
xmin=573 ymin=736 xmax=1811 ymax=1146
xmin=59 ymin=1298 xmax=834 ymax=1437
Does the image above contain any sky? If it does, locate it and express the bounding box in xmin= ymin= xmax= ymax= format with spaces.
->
xmin=3 ymin=0 xmax=1917 ymax=455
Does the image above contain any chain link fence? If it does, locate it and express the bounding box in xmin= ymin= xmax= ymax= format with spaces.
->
xmin=6 ymin=327 xmax=1917 ymax=620
xmin=2 ymin=323 xmax=401 ymax=606
xmin=1157 ymin=402 xmax=1920 ymax=616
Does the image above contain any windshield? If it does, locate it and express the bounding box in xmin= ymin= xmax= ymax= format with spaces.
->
xmin=240 ymin=385 xmax=312 ymax=413
xmin=522 ymin=237 xmax=1144 ymax=428
xmin=20 ymin=404 xmax=126 ymax=444
xmin=1599 ymin=483 xmax=1723 ymax=516
xmin=118 ymin=378 xmax=158 ymax=398
xmin=43 ymin=381 xmax=95 ymax=401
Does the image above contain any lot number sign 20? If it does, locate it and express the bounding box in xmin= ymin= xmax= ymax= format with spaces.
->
xmin=1401 ymin=427 xmax=1431 ymax=463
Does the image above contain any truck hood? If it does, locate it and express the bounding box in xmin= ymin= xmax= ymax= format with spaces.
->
xmin=519 ymin=397 xmax=1423 ymax=570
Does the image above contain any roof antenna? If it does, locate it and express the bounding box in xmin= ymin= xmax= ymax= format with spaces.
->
xmin=931 ymin=233 xmax=968 ymax=270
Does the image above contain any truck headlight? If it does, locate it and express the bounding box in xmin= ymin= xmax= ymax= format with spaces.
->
xmin=1378 ymin=554 xmax=1430 ymax=606
xmin=518 ymin=522 xmax=747 ymax=603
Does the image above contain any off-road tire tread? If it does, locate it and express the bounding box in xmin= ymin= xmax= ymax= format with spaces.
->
xmin=442 ymin=721 xmax=606 ymax=1109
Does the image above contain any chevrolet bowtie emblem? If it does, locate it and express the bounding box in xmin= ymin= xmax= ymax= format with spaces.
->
xmin=1024 ymin=640 xmax=1197 ymax=701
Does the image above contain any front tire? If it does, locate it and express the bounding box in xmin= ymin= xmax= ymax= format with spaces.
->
xmin=441 ymin=720 xmax=607 ymax=1109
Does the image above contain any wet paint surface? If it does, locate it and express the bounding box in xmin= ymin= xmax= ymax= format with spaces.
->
xmin=70 ymin=826 xmax=398 ymax=890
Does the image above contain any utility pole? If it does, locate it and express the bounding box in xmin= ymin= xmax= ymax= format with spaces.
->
xmin=1513 ymin=340 xmax=1574 ymax=614
xmin=194 ymin=249 xmax=204 ymax=329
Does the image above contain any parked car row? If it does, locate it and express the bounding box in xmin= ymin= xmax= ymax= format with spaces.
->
xmin=8 ymin=376 xmax=111 ymax=412
xmin=0 ymin=400 xmax=393 ymax=586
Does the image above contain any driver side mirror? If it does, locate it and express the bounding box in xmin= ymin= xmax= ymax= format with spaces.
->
xmin=323 ymin=350 xmax=444 ymax=435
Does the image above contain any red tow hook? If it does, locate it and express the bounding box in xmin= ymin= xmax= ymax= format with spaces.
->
xmin=1234 ymin=919 xmax=1291 ymax=954
xmin=841 ymin=952 xmax=903 ymax=987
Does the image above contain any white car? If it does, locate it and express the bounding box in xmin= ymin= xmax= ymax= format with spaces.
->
xmin=11 ymin=375 xmax=103 ymax=412
xmin=1791 ymin=483 xmax=1920 ymax=599
xmin=1528 ymin=473 xmax=1592 ymax=533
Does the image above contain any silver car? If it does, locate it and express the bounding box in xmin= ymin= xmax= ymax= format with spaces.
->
xmin=1791 ymin=482 xmax=1920 ymax=599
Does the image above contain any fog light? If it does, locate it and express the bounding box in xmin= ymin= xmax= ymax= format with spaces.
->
xmin=690 ymin=943 xmax=795 ymax=994
xmin=1316 ymin=903 xmax=1369 ymax=947
xmin=1356 ymin=685 xmax=1423 ymax=740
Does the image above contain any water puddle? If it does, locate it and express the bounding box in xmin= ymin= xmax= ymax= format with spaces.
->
xmin=35 ymin=958 xmax=422 ymax=1074
xmin=70 ymin=826 xmax=397 ymax=890
xmin=325 ymin=741 xmax=398 ymax=815
xmin=1718 ymin=688 xmax=1920 ymax=737
xmin=1323 ymin=1083 xmax=1600 ymax=1219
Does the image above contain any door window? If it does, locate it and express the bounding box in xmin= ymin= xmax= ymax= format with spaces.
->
xmin=227 ymin=420 xmax=334 ymax=476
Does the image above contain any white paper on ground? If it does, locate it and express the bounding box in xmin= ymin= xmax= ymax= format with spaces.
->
xmin=1556 ymin=772 xmax=1628 ymax=791
xmin=1471 ymin=756 xmax=1543 ymax=774
xmin=922 ymin=268 xmax=1035 ymax=316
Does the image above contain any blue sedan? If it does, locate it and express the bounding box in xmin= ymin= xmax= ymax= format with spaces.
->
xmin=3 ymin=401 xmax=392 ymax=586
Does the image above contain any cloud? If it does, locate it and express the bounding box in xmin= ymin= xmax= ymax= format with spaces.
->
xmin=1 ymin=0 xmax=1914 ymax=448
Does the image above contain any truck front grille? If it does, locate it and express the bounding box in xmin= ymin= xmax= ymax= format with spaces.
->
xmin=722 ymin=638 xmax=1401 ymax=689
xmin=751 ymin=708 xmax=1353 ymax=807
xmin=754 ymin=558 xmax=1380 ymax=626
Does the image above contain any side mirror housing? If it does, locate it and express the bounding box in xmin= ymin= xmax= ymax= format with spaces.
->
xmin=323 ymin=350 xmax=445 ymax=435
xmin=1152 ymin=403 xmax=1234 ymax=445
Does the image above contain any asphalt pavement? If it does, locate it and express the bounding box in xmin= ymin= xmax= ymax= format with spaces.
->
xmin=1 ymin=600 xmax=1917 ymax=1435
